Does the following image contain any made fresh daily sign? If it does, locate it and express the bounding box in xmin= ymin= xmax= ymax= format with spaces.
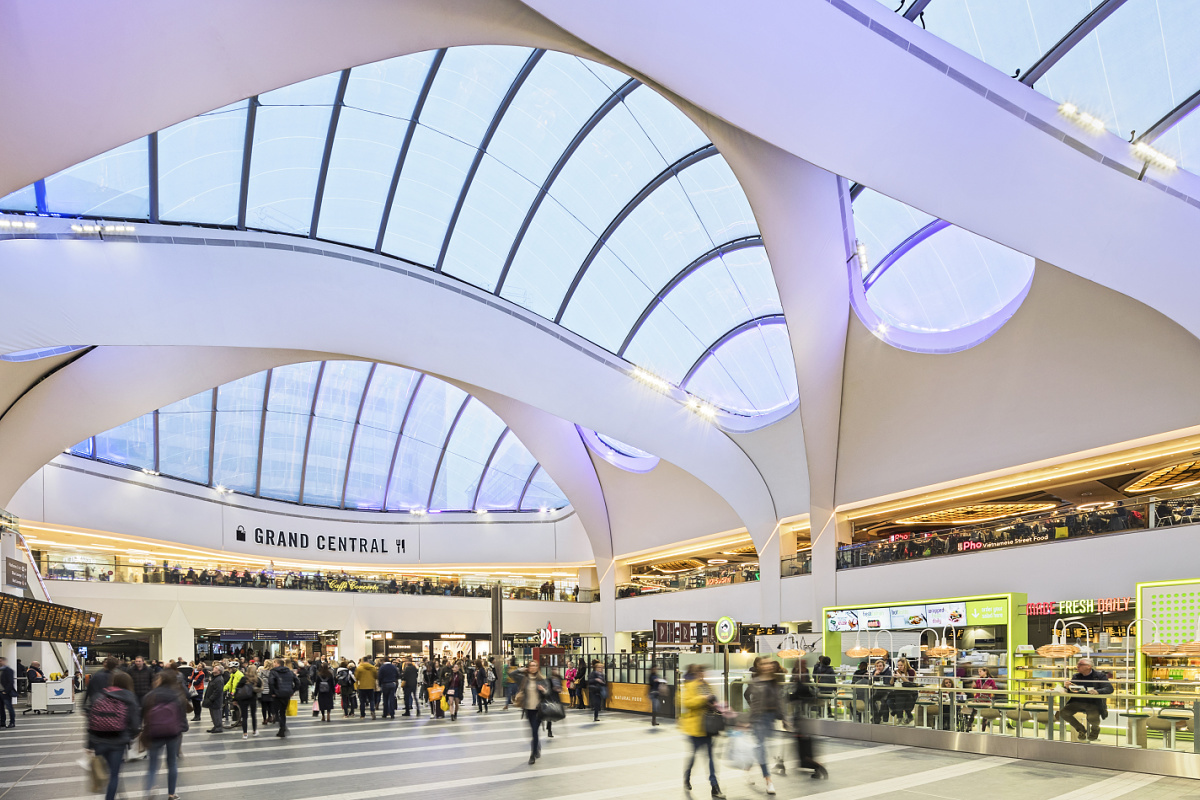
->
xmin=1025 ymin=597 xmax=1133 ymax=616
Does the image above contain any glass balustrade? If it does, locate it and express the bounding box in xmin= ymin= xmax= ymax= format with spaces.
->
xmin=617 ymin=562 xmax=759 ymax=598
xmin=838 ymin=494 xmax=1200 ymax=570
xmin=782 ymin=551 xmax=812 ymax=577
xmin=798 ymin=672 xmax=1200 ymax=753
xmin=38 ymin=556 xmax=597 ymax=602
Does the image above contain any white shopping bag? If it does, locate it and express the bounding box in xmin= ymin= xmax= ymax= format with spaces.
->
xmin=725 ymin=730 xmax=755 ymax=771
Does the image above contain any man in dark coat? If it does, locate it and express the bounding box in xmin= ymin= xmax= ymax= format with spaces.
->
xmin=127 ymin=656 xmax=154 ymax=701
xmin=401 ymin=658 xmax=419 ymax=717
xmin=1056 ymin=658 xmax=1113 ymax=740
xmin=378 ymin=658 xmax=400 ymax=719
xmin=0 ymin=658 xmax=15 ymax=728
xmin=203 ymin=665 xmax=226 ymax=733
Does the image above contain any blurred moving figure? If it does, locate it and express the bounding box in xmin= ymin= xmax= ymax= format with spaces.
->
xmin=680 ymin=664 xmax=725 ymax=799
xmin=788 ymin=661 xmax=827 ymax=780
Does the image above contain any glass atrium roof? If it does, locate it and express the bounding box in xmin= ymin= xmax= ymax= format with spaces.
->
xmin=0 ymin=46 xmax=797 ymax=418
xmin=852 ymin=188 xmax=1034 ymax=334
xmin=67 ymin=360 xmax=569 ymax=513
xmin=888 ymin=0 xmax=1200 ymax=172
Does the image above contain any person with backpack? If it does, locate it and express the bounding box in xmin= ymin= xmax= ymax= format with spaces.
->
xmin=235 ymin=664 xmax=261 ymax=739
xmin=378 ymin=657 xmax=399 ymax=719
xmin=315 ymin=664 xmax=336 ymax=722
xmin=337 ymin=660 xmax=357 ymax=717
xmin=202 ymin=664 xmax=226 ymax=733
xmin=268 ymin=659 xmax=296 ymax=738
xmin=141 ymin=670 xmax=188 ymax=800
xmin=87 ymin=670 xmax=141 ymax=800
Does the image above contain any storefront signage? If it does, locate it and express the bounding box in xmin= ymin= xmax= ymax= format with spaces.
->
xmin=705 ymin=575 xmax=732 ymax=587
xmin=956 ymin=531 xmax=1049 ymax=552
xmin=539 ymin=622 xmax=561 ymax=647
xmin=238 ymin=525 xmax=401 ymax=556
xmin=827 ymin=602 xmax=968 ymax=632
xmin=654 ymin=620 xmax=717 ymax=645
xmin=4 ymin=558 xmax=27 ymax=589
xmin=327 ymin=577 xmax=381 ymax=593
xmin=966 ymin=600 xmax=1008 ymax=625
xmin=218 ymin=630 xmax=320 ymax=642
xmin=1025 ymin=597 xmax=1133 ymax=616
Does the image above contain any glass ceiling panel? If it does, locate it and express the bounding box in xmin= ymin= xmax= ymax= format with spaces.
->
xmin=158 ymin=101 xmax=247 ymax=225
xmin=621 ymin=85 xmax=709 ymax=164
xmin=385 ymin=380 xmax=467 ymax=510
xmin=867 ymin=224 xmax=1034 ymax=333
xmin=1158 ymin=106 xmax=1200 ymax=173
xmin=624 ymin=304 xmax=705 ymax=385
xmin=919 ymin=1 xmax=1091 ymax=80
xmin=546 ymin=98 xmax=666 ymax=233
xmin=379 ymin=125 xmax=476 ymax=264
xmin=657 ymin=251 xmax=780 ymax=351
xmin=23 ymin=45 xmax=792 ymax=418
xmin=315 ymin=107 xmax=410 ymax=248
xmin=245 ymin=75 xmax=339 ymax=235
xmin=476 ymin=432 xmax=538 ymax=510
xmin=418 ymin=46 xmax=532 ymax=146
xmin=520 ymin=466 xmax=569 ymax=511
xmin=157 ymin=390 xmax=212 ymax=484
xmin=681 ymin=356 xmax=753 ymax=414
xmin=1034 ymin=0 xmax=1200 ymax=140
xmin=429 ymin=399 xmax=506 ymax=511
xmin=93 ymin=413 xmax=155 ymax=470
xmin=499 ymin=196 xmax=595 ymax=318
xmin=487 ymin=52 xmax=615 ymax=187
xmin=67 ymin=360 xmax=565 ymax=512
xmin=701 ymin=322 xmax=796 ymax=415
xmin=0 ymin=183 xmax=37 ymax=212
xmin=343 ymin=52 xmax=434 ymax=120
xmin=853 ymin=189 xmax=934 ymax=276
xmin=440 ymin=154 xmax=539 ymax=291
xmin=43 ymin=139 xmax=149 ymax=219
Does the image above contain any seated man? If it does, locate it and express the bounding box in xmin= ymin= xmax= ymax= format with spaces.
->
xmin=1056 ymin=658 xmax=1113 ymax=740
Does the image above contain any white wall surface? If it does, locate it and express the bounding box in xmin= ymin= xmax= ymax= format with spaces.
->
xmin=12 ymin=459 xmax=592 ymax=567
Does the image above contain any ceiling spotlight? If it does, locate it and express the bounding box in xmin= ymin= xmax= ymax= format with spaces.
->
xmin=1058 ymin=103 xmax=1106 ymax=133
xmin=855 ymin=241 xmax=869 ymax=273
xmin=1132 ymin=141 xmax=1177 ymax=171
xmin=70 ymin=223 xmax=102 ymax=235
xmin=539 ymin=507 xmax=549 ymax=514
xmin=631 ymin=367 xmax=671 ymax=393
xmin=102 ymin=224 xmax=136 ymax=234
xmin=474 ymin=509 xmax=487 ymax=515
xmin=0 ymin=219 xmax=37 ymax=231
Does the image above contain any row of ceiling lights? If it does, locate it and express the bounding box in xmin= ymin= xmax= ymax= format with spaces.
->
xmin=1058 ymin=103 xmax=1177 ymax=171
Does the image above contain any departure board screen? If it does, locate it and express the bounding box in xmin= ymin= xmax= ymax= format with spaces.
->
xmin=0 ymin=596 xmax=101 ymax=643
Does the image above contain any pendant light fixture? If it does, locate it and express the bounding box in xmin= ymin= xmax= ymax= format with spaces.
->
xmin=1037 ymin=619 xmax=1077 ymax=659
xmin=846 ymin=625 xmax=869 ymax=659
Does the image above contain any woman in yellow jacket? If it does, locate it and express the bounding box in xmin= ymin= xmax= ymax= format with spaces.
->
xmin=680 ymin=665 xmax=725 ymax=798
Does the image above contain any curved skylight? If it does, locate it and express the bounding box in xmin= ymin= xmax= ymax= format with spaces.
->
xmin=67 ymin=360 xmax=569 ymax=513
xmin=0 ymin=345 xmax=88 ymax=363
xmin=886 ymin=0 xmax=1200 ymax=173
xmin=0 ymin=46 xmax=796 ymax=418
xmin=852 ymin=189 xmax=1034 ymax=336
xmin=576 ymin=426 xmax=660 ymax=473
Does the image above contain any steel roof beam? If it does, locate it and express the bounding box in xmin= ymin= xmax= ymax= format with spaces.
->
xmin=1020 ymin=0 xmax=1129 ymax=86
xmin=680 ymin=313 xmax=787 ymax=387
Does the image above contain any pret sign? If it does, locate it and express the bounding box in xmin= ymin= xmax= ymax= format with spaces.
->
xmin=539 ymin=622 xmax=561 ymax=647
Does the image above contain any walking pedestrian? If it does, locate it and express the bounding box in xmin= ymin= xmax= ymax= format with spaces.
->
xmin=649 ymin=668 xmax=667 ymax=727
xmin=0 ymin=658 xmax=14 ymax=729
xmin=517 ymin=660 xmax=549 ymax=765
xmin=315 ymin=664 xmax=336 ymax=722
xmin=746 ymin=657 xmax=782 ymax=795
xmin=680 ymin=664 xmax=725 ymax=798
xmin=588 ymin=661 xmax=607 ymax=722
xmin=87 ymin=670 xmax=141 ymax=800
xmin=401 ymin=657 xmax=418 ymax=717
xmin=445 ymin=662 xmax=464 ymax=721
xmin=141 ymin=670 xmax=188 ymax=800
xmin=268 ymin=659 xmax=296 ymax=737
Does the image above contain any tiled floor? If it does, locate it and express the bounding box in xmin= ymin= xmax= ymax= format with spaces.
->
xmin=2 ymin=705 xmax=1198 ymax=800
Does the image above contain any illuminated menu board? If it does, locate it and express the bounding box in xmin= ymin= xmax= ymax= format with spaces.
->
xmin=0 ymin=595 xmax=101 ymax=643
xmin=826 ymin=601 xmax=969 ymax=632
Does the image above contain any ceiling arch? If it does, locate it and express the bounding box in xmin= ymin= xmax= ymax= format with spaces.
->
xmin=0 ymin=45 xmax=797 ymax=419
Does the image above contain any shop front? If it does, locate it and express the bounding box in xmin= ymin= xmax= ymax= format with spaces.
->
xmin=368 ymin=632 xmax=491 ymax=662
xmin=195 ymin=630 xmax=332 ymax=662
xmin=823 ymin=593 xmax=1028 ymax=680
xmin=1137 ymin=578 xmax=1200 ymax=704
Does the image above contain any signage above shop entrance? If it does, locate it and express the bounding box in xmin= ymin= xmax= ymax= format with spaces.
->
xmin=1025 ymin=597 xmax=1134 ymax=616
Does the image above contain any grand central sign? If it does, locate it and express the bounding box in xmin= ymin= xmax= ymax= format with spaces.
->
xmin=236 ymin=525 xmax=405 ymax=556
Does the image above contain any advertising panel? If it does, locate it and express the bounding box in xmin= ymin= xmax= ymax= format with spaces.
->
xmin=888 ymin=605 xmax=928 ymax=630
xmin=825 ymin=610 xmax=859 ymax=632
xmin=925 ymin=602 xmax=966 ymax=628
xmin=966 ymin=600 xmax=1008 ymax=625
xmin=858 ymin=608 xmax=891 ymax=630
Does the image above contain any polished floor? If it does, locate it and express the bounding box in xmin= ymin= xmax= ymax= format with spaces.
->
xmin=1 ymin=704 xmax=1197 ymax=800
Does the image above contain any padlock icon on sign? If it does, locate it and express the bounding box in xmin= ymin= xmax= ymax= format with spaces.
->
xmin=236 ymin=525 xmax=246 ymax=542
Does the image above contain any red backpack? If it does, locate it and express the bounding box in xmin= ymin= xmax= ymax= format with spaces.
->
xmin=88 ymin=687 xmax=129 ymax=734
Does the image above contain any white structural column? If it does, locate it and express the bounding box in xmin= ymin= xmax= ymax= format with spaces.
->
xmin=340 ymin=613 xmax=369 ymax=663
xmin=707 ymin=124 xmax=851 ymax=622
xmin=160 ymin=603 xmax=195 ymax=664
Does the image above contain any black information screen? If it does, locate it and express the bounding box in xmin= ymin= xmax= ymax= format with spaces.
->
xmin=0 ymin=595 xmax=102 ymax=643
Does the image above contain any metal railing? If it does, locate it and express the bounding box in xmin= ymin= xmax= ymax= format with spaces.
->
xmin=805 ymin=675 xmax=1200 ymax=753
xmin=782 ymin=551 xmax=812 ymax=577
xmin=38 ymin=557 xmax=598 ymax=602
xmin=838 ymin=493 xmax=1200 ymax=569
xmin=617 ymin=562 xmax=759 ymax=598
